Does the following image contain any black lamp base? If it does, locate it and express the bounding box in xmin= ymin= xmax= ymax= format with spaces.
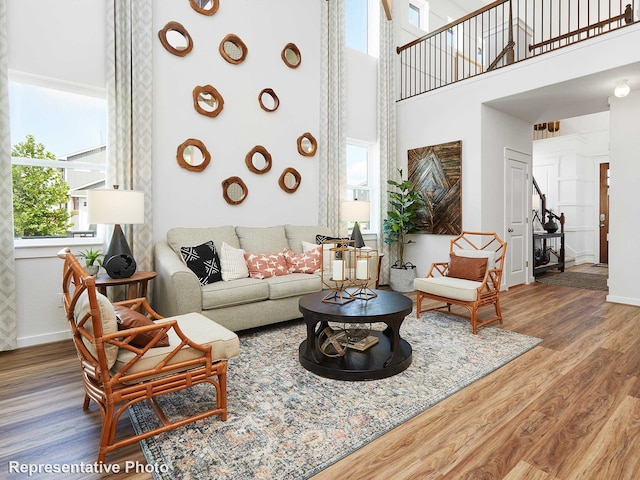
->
xmin=350 ymin=222 xmax=365 ymax=249
xmin=104 ymin=224 xmax=137 ymax=278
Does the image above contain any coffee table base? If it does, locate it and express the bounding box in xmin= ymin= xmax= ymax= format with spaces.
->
xmin=299 ymin=331 xmax=412 ymax=381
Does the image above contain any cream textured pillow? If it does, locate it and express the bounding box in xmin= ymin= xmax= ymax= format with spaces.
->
xmin=220 ymin=241 xmax=249 ymax=281
xmin=74 ymin=290 xmax=119 ymax=368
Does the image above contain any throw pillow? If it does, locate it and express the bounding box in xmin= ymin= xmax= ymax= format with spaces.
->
xmin=446 ymin=252 xmax=488 ymax=282
xmin=220 ymin=241 xmax=249 ymax=281
xmin=114 ymin=305 xmax=170 ymax=348
xmin=180 ymin=240 xmax=223 ymax=286
xmin=244 ymin=251 xmax=290 ymax=279
xmin=282 ymin=247 xmax=322 ymax=273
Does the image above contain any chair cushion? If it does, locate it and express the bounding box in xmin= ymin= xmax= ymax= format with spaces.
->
xmin=114 ymin=305 xmax=170 ymax=348
xmin=74 ymin=291 xmax=119 ymax=368
xmin=455 ymin=248 xmax=496 ymax=270
xmin=414 ymin=276 xmax=481 ymax=302
xmin=202 ymin=277 xmax=269 ymax=310
xmin=113 ymin=313 xmax=239 ymax=381
xmin=447 ymin=252 xmax=487 ymax=281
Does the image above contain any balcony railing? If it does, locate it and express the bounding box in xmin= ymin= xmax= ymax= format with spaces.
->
xmin=397 ymin=0 xmax=638 ymax=100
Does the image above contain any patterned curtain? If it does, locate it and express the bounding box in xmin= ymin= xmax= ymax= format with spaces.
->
xmin=377 ymin=4 xmax=398 ymax=285
xmin=318 ymin=0 xmax=346 ymax=235
xmin=106 ymin=0 xmax=153 ymax=271
xmin=0 ymin=0 xmax=17 ymax=351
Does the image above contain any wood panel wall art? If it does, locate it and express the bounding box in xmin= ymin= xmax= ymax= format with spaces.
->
xmin=408 ymin=140 xmax=462 ymax=235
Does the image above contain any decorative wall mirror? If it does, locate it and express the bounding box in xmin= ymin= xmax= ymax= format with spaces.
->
xmin=189 ymin=0 xmax=219 ymax=16
xmin=176 ymin=138 xmax=211 ymax=172
xmin=192 ymin=85 xmax=224 ymax=117
xmin=296 ymin=132 xmax=317 ymax=156
xmin=219 ymin=34 xmax=248 ymax=65
xmin=278 ymin=167 xmax=301 ymax=194
xmin=258 ymin=88 xmax=279 ymax=112
xmin=245 ymin=146 xmax=272 ymax=174
xmin=222 ymin=176 xmax=248 ymax=205
xmin=281 ymin=43 xmax=302 ymax=68
xmin=158 ymin=21 xmax=193 ymax=57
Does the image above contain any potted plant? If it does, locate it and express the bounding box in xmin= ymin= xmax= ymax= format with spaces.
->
xmin=77 ymin=248 xmax=103 ymax=276
xmin=383 ymin=168 xmax=425 ymax=292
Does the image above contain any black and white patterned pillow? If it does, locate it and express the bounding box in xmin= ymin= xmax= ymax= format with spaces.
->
xmin=316 ymin=235 xmax=351 ymax=259
xmin=180 ymin=240 xmax=222 ymax=285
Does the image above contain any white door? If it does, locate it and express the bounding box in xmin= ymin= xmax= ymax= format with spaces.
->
xmin=505 ymin=149 xmax=531 ymax=287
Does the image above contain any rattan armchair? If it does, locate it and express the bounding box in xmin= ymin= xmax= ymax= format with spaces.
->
xmin=59 ymin=248 xmax=239 ymax=463
xmin=414 ymin=231 xmax=507 ymax=334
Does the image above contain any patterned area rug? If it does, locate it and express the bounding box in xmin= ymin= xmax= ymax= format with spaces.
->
xmin=535 ymin=271 xmax=608 ymax=291
xmin=128 ymin=312 xmax=542 ymax=479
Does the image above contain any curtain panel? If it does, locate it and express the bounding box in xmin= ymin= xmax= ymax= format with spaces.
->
xmin=106 ymin=0 xmax=153 ymax=272
xmin=318 ymin=0 xmax=347 ymax=235
xmin=0 ymin=0 xmax=17 ymax=351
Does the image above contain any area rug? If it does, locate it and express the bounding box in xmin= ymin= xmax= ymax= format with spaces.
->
xmin=128 ymin=312 xmax=542 ymax=479
xmin=535 ymin=271 xmax=608 ymax=291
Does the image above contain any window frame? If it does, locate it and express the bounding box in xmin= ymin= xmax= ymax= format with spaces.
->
xmin=346 ymin=139 xmax=379 ymax=235
xmin=345 ymin=0 xmax=380 ymax=57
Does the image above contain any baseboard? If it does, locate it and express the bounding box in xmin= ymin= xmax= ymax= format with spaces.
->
xmin=17 ymin=330 xmax=72 ymax=348
xmin=606 ymin=295 xmax=640 ymax=307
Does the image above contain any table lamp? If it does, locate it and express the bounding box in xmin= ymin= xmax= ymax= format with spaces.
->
xmin=88 ymin=186 xmax=145 ymax=279
xmin=341 ymin=200 xmax=370 ymax=248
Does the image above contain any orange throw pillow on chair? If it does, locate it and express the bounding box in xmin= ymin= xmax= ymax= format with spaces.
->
xmin=446 ymin=252 xmax=488 ymax=282
xmin=114 ymin=305 xmax=170 ymax=348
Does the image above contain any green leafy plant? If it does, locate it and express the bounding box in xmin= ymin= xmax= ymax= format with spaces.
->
xmin=77 ymin=248 xmax=104 ymax=268
xmin=383 ymin=168 xmax=425 ymax=268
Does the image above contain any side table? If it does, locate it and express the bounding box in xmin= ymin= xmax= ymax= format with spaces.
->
xmin=94 ymin=270 xmax=157 ymax=301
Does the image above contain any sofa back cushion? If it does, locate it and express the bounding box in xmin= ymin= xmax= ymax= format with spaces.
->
xmin=236 ymin=226 xmax=288 ymax=254
xmin=284 ymin=224 xmax=332 ymax=254
xmin=167 ymin=226 xmax=240 ymax=254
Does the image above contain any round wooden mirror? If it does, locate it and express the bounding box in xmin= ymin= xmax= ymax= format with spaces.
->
xmin=176 ymin=138 xmax=211 ymax=172
xmin=258 ymin=88 xmax=279 ymax=112
xmin=189 ymin=0 xmax=219 ymax=15
xmin=158 ymin=21 xmax=193 ymax=57
xmin=193 ymin=85 xmax=224 ymax=117
xmin=245 ymin=146 xmax=272 ymax=174
xmin=278 ymin=167 xmax=301 ymax=194
xmin=281 ymin=43 xmax=301 ymax=68
xmin=222 ymin=176 xmax=248 ymax=205
xmin=297 ymin=132 xmax=317 ymax=156
xmin=219 ymin=34 xmax=248 ymax=65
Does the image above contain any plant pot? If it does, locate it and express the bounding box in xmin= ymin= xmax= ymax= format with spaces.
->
xmin=389 ymin=264 xmax=417 ymax=293
xmin=85 ymin=265 xmax=99 ymax=276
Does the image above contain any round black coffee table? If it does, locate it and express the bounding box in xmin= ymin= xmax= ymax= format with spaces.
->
xmin=298 ymin=289 xmax=413 ymax=380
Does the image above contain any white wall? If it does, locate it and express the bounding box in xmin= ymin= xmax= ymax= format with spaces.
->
xmin=152 ymin=0 xmax=321 ymax=241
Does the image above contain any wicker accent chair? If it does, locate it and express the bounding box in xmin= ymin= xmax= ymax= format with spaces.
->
xmin=59 ymin=248 xmax=239 ymax=463
xmin=413 ymin=231 xmax=507 ymax=334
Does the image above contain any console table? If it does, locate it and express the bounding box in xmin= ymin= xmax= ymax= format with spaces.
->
xmin=298 ymin=289 xmax=413 ymax=381
xmin=533 ymin=232 xmax=565 ymax=275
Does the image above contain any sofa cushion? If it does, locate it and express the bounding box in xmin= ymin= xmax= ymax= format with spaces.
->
xmin=220 ymin=241 xmax=249 ymax=281
xmin=266 ymin=273 xmax=323 ymax=300
xmin=201 ymin=277 xmax=269 ymax=310
xmin=236 ymin=226 xmax=288 ymax=254
xmin=167 ymin=226 xmax=240 ymax=254
xmin=114 ymin=305 xmax=170 ymax=348
xmin=414 ymin=276 xmax=481 ymax=302
xmin=74 ymin=290 xmax=119 ymax=368
xmin=447 ymin=252 xmax=487 ymax=282
xmin=113 ymin=312 xmax=240 ymax=381
xmin=284 ymin=224 xmax=332 ymax=254
xmin=180 ymin=240 xmax=223 ymax=285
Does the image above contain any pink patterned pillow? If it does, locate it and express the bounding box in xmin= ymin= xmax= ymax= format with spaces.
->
xmin=282 ymin=247 xmax=322 ymax=274
xmin=244 ymin=252 xmax=290 ymax=279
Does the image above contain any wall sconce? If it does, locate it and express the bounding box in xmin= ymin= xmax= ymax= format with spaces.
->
xmin=614 ymin=81 xmax=630 ymax=98
xmin=88 ymin=186 xmax=145 ymax=279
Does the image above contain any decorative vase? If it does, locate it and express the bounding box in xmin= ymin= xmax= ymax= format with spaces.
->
xmin=543 ymin=216 xmax=558 ymax=233
xmin=389 ymin=264 xmax=417 ymax=293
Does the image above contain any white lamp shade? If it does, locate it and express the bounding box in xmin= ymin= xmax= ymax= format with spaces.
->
xmin=87 ymin=188 xmax=145 ymax=225
xmin=532 ymin=194 xmax=540 ymax=210
xmin=341 ymin=200 xmax=370 ymax=222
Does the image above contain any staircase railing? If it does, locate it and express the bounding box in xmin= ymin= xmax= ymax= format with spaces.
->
xmin=397 ymin=0 xmax=638 ymax=100
xmin=533 ymin=176 xmax=565 ymax=233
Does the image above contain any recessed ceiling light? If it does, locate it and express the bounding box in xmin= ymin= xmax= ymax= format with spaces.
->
xmin=614 ymin=81 xmax=630 ymax=98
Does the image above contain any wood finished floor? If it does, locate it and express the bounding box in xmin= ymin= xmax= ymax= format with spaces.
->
xmin=2 ymin=264 xmax=638 ymax=479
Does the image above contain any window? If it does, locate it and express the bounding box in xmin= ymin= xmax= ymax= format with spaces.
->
xmin=408 ymin=3 xmax=421 ymax=28
xmin=9 ymin=74 xmax=107 ymax=239
xmin=344 ymin=0 xmax=379 ymax=56
xmin=346 ymin=140 xmax=378 ymax=232
xmin=406 ymin=0 xmax=428 ymax=32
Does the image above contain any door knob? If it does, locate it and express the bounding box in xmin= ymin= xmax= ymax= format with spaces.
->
xmin=508 ymin=228 xmax=514 ymax=233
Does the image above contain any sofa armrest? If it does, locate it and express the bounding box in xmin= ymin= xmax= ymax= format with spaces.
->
xmin=153 ymin=241 xmax=202 ymax=316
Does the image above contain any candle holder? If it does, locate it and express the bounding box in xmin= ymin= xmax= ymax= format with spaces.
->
xmin=321 ymin=239 xmax=355 ymax=305
xmin=350 ymin=247 xmax=378 ymax=300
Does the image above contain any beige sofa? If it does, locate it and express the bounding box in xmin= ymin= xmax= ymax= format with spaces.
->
xmin=153 ymin=224 xmax=332 ymax=332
